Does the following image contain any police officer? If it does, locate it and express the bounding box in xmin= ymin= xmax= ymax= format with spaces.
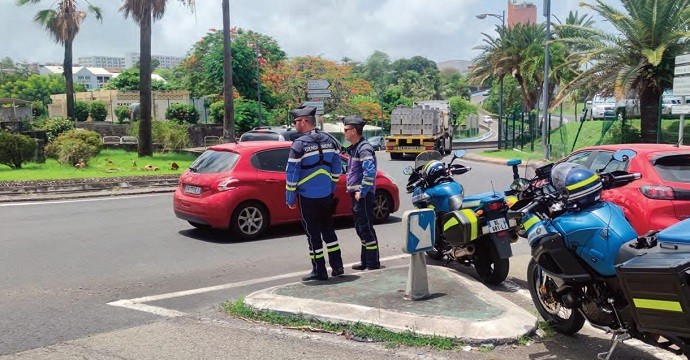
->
xmin=286 ymin=105 xmax=344 ymax=281
xmin=342 ymin=115 xmax=380 ymax=270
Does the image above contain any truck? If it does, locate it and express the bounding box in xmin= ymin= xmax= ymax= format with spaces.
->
xmin=385 ymin=100 xmax=453 ymax=160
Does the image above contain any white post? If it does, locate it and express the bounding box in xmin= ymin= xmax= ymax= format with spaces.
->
xmin=680 ymin=96 xmax=686 ymax=145
xmin=405 ymin=252 xmax=430 ymax=300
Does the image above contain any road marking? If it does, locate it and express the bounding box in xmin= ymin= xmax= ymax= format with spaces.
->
xmin=107 ymin=254 xmax=409 ymax=317
xmin=0 ymin=193 xmax=168 ymax=207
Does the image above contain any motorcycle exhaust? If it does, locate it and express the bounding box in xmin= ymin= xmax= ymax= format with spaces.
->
xmin=452 ymin=245 xmax=475 ymax=259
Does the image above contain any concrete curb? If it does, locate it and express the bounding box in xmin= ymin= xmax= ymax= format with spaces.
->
xmin=244 ymin=265 xmax=537 ymax=344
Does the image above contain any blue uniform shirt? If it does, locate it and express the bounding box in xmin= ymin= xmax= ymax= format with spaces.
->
xmin=285 ymin=130 xmax=342 ymax=206
xmin=346 ymin=138 xmax=377 ymax=197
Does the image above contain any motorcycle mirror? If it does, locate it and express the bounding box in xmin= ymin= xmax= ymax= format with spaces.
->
xmin=402 ymin=166 xmax=414 ymax=175
xmin=454 ymin=150 xmax=466 ymax=158
xmin=506 ymin=159 xmax=522 ymax=166
xmin=613 ymin=149 xmax=636 ymax=162
xmin=510 ymin=178 xmax=531 ymax=191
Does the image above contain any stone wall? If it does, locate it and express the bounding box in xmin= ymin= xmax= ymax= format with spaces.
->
xmin=75 ymin=122 xmax=224 ymax=148
xmin=187 ymin=124 xmax=224 ymax=147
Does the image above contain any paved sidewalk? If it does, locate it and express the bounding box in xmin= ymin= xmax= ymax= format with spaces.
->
xmin=245 ymin=264 xmax=537 ymax=343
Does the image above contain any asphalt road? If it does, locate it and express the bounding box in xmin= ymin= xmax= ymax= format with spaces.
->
xmin=0 ymin=153 xmax=680 ymax=359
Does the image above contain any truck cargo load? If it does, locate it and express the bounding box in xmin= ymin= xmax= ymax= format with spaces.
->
xmin=385 ymin=100 xmax=453 ymax=160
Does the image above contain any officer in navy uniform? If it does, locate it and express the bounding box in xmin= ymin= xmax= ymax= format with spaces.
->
xmin=342 ymin=115 xmax=380 ymax=270
xmin=286 ymin=105 xmax=344 ymax=281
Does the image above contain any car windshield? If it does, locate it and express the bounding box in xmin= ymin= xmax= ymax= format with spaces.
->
xmin=188 ymin=150 xmax=240 ymax=174
xmin=240 ymin=132 xmax=281 ymax=141
xmin=654 ymin=154 xmax=690 ymax=183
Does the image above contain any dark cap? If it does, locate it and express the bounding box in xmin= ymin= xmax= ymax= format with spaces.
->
xmin=290 ymin=105 xmax=316 ymax=119
xmin=343 ymin=115 xmax=365 ymax=128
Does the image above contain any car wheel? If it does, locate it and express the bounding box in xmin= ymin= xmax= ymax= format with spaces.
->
xmin=373 ymin=190 xmax=393 ymax=224
xmin=229 ymin=201 xmax=269 ymax=241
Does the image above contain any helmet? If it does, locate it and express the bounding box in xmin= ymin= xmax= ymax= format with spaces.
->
xmin=422 ymin=160 xmax=447 ymax=186
xmin=551 ymin=162 xmax=602 ymax=208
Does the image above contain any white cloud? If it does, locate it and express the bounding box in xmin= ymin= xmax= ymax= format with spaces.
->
xmin=0 ymin=0 xmax=605 ymax=64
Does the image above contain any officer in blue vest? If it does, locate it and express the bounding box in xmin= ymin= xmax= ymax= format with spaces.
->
xmin=343 ymin=115 xmax=380 ymax=270
xmin=286 ymin=105 xmax=344 ymax=281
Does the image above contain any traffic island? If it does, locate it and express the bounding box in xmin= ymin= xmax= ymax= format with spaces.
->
xmin=243 ymin=265 xmax=536 ymax=344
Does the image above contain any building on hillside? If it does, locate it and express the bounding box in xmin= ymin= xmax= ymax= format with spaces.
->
xmin=77 ymin=56 xmax=126 ymax=69
xmin=507 ymin=1 xmax=537 ymax=27
xmin=124 ymin=52 xmax=183 ymax=69
xmin=110 ymin=72 xmax=167 ymax=84
xmin=39 ymin=65 xmax=114 ymax=90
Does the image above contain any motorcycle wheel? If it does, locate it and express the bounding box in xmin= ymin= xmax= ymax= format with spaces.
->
xmin=474 ymin=256 xmax=509 ymax=285
xmin=527 ymin=259 xmax=585 ymax=335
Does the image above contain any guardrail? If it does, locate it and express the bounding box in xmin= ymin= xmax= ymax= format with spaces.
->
xmin=452 ymin=141 xmax=499 ymax=150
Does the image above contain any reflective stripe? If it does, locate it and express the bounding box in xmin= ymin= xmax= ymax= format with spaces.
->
xmin=310 ymin=253 xmax=325 ymax=259
xmin=327 ymin=245 xmax=341 ymax=253
xmin=566 ymin=174 xmax=599 ymax=191
xmin=443 ymin=217 xmax=459 ymax=232
xmin=286 ymin=185 xmax=296 ymax=191
xmin=633 ymin=298 xmax=683 ymax=312
xmin=505 ymin=196 xmax=518 ymax=207
xmin=462 ymin=200 xmax=481 ymax=208
xmin=523 ymin=215 xmax=539 ymax=232
xmin=364 ymin=241 xmax=378 ymax=246
xmin=365 ymin=245 xmax=378 ymax=250
xmin=362 ymin=180 xmax=373 ymax=186
xmin=461 ymin=209 xmax=478 ymax=240
xmin=297 ymin=169 xmax=332 ymax=186
xmin=325 ymin=241 xmax=339 ymax=247
xmin=347 ymin=185 xmax=362 ymax=190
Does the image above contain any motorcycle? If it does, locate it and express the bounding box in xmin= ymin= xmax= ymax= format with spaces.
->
xmin=403 ymin=150 xmax=520 ymax=285
xmin=507 ymin=149 xmax=690 ymax=359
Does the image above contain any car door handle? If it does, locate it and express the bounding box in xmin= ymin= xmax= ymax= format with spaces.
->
xmin=265 ymin=179 xmax=280 ymax=183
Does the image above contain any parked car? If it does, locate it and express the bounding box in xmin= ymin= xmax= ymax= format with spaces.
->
xmin=560 ymin=144 xmax=690 ymax=234
xmin=173 ymin=141 xmax=400 ymax=240
xmin=482 ymin=115 xmax=493 ymax=124
xmin=481 ymin=90 xmax=490 ymax=96
xmin=588 ymin=95 xmax=616 ymax=119
xmin=367 ymin=136 xmax=384 ymax=151
xmin=239 ymin=126 xmax=300 ymax=142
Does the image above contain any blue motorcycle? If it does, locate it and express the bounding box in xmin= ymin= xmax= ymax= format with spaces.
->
xmin=403 ymin=150 xmax=519 ymax=285
xmin=508 ymin=149 xmax=690 ymax=359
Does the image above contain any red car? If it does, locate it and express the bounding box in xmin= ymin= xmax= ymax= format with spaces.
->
xmin=173 ymin=141 xmax=400 ymax=240
xmin=561 ymin=144 xmax=690 ymax=234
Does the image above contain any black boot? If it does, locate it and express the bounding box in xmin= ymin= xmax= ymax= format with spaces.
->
xmin=331 ymin=268 xmax=345 ymax=277
xmin=302 ymin=271 xmax=328 ymax=281
xmin=351 ymin=263 xmax=367 ymax=270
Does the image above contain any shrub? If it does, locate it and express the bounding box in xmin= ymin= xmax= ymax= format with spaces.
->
xmin=165 ymin=103 xmax=199 ymax=124
xmin=209 ymin=101 xmax=224 ymax=124
xmin=35 ymin=117 xmax=74 ymax=142
xmin=89 ymin=101 xmax=108 ymax=122
xmin=0 ymin=131 xmax=37 ymax=169
xmin=130 ymin=120 xmax=191 ymax=151
xmin=31 ymin=101 xmax=47 ymax=118
xmin=115 ymin=105 xmax=130 ymax=124
xmin=45 ymin=129 xmax=102 ymax=165
xmin=75 ymin=100 xmax=90 ymax=122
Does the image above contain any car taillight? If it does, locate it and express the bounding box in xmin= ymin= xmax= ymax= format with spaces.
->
xmin=640 ymin=185 xmax=675 ymax=200
xmin=217 ymin=178 xmax=239 ymax=191
xmin=487 ymin=201 xmax=503 ymax=211
xmin=424 ymin=146 xmax=435 ymax=150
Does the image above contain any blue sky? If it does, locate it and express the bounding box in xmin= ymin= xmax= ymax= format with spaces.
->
xmin=0 ymin=0 xmax=601 ymax=64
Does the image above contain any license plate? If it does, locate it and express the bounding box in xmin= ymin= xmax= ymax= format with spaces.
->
xmin=396 ymin=146 xmax=423 ymax=150
xmin=487 ymin=218 xmax=509 ymax=233
xmin=184 ymin=185 xmax=201 ymax=195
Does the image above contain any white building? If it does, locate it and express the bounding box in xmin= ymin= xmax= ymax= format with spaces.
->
xmin=39 ymin=65 xmax=114 ymax=90
xmin=124 ymin=52 xmax=183 ymax=69
xmin=77 ymin=56 xmax=126 ymax=69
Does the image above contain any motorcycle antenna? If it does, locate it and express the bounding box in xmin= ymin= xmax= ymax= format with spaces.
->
xmin=490 ymin=180 xmax=498 ymax=197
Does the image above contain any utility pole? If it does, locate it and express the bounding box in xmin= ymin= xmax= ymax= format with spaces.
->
xmin=222 ymin=0 xmax=235 ymax=142
xmin=541 ymin=0 xmax=552 ymax=158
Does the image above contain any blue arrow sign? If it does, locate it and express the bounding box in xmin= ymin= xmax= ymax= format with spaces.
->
xmin=402 ymin=209 xmax=435 ymax=254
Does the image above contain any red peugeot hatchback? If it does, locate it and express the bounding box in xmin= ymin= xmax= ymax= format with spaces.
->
xmin=561 ymin=144 xmax=690 ymax=235
xmin=173 ymin=141 xmax=400 ymax=240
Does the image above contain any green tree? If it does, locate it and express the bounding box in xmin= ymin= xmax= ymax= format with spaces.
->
xmin=89 ymin=100 xmax=108 ymax=121
xmin=448 ymin=96 xmax=478 ymax=127
xmin=390 ymin=56 xmax=442 ymax=99
xmin=165 ymin=103 xmax=199 ymax=124
xmin=555 ymin=0 xmax=690 ymax=143
xmin=0 ymin=74 xmax=83 ymax=107
xmin=17 ymin=0 xmax=102 ymax=121
xmin=0 ymin=132 xmax=37 ymax=169
xmin=105 ymin=67 xmax=168 ymax=91
xmin=119 ymin=0 xmax=195 ymax=157
xmin=440 ymin=70 xmax=471 ymax=100
xmin=74 ymin=100 xmax=89 ymax=121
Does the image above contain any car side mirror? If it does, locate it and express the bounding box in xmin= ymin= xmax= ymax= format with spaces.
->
xmin=613 ymin=149 xmax=636 ymax=162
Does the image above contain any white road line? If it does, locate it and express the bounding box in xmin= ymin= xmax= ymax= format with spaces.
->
xmin=0 ymin=193 xmax=168 ymax=207
xmin=107 ymin=254 xmax=410 ymax=317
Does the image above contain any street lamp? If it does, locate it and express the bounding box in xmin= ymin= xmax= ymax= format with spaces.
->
xmin=477 ymin=11 xmax=505 ymax=150
xmin=542 ymin=0 xmax=552 ymax=158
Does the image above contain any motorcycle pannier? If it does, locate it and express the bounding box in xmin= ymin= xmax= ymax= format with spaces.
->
xmin=616 ymin=252 xmax=690 ymax=337
xmin=441 ymin=209 xmax=479 ymax=246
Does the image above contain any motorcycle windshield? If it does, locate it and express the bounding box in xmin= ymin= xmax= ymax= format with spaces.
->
xmin=415 ymin=150 xmax=443 ymax=170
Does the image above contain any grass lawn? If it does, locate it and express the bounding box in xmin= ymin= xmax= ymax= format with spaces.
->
xmin=0 ymin=149 xmax=198 ymax=181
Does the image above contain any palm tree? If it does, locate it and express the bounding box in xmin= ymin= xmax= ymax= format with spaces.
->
xmin=119 ymin=0 xmax=195 ymax=157
xmin=471 ymin=23 xmax=547 ymax=111
xmin=556 ymin=0 xmax=690 ymax=143
xmin=17 ymin=0 xmax=102 ymax=121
